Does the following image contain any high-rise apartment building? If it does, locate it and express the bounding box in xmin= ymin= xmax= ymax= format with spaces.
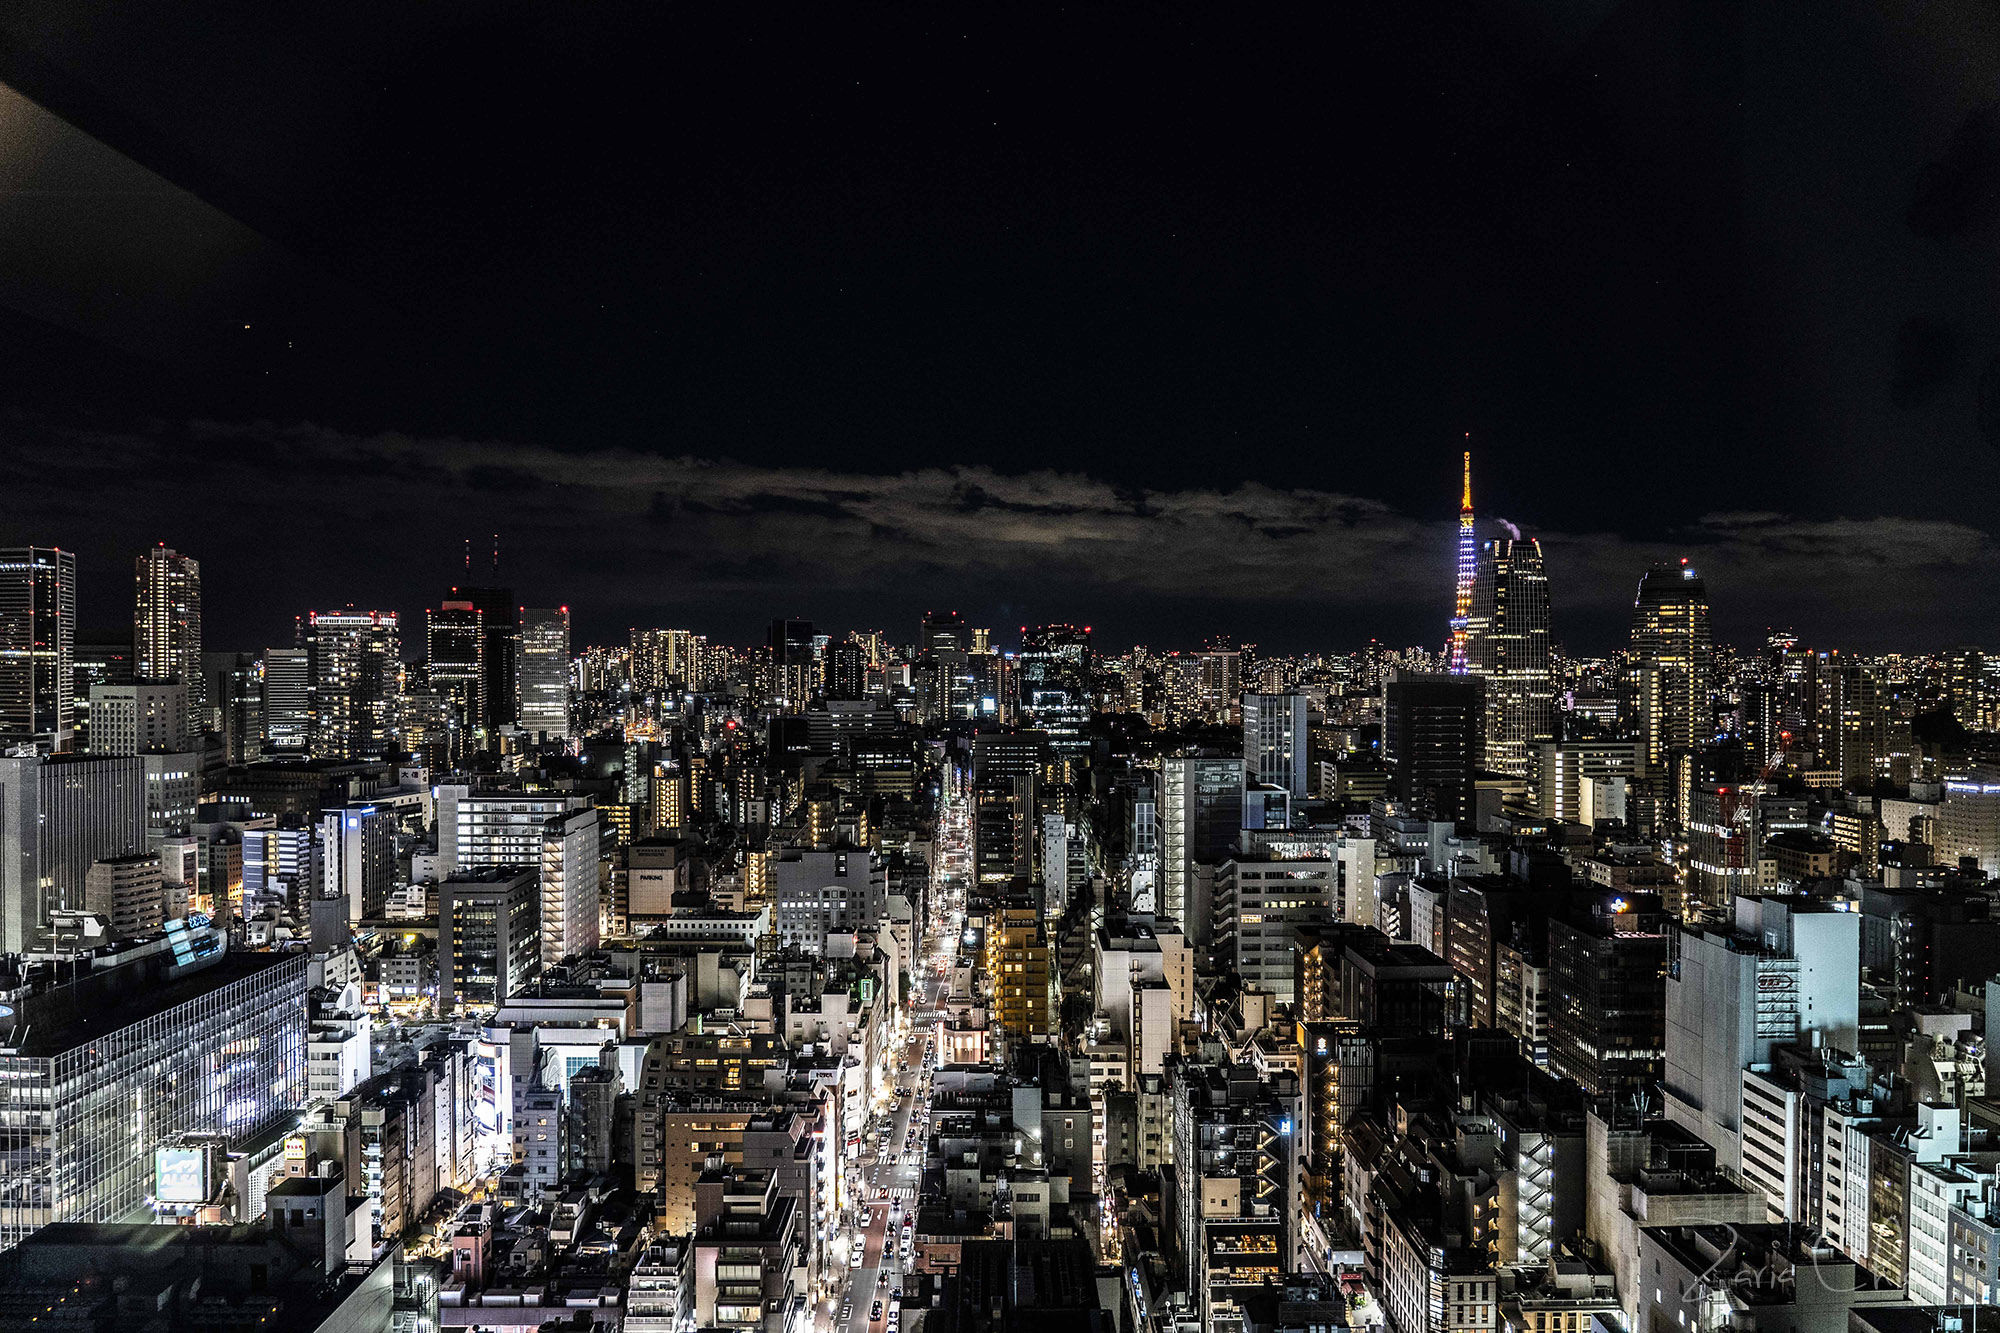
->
xmin=0 ymin=546 xmax=76 ymax=749
xmin=1197 ymin=647 xmax=1243 ymax=723
xmin=631 ymin=627 xmax=704 ymax=695
xmin=1626 ymin=562 xmax=1713 ymax=771
xmin=1811 ymin=651 xmax=1885 ymax=784
xmin=133 ymin=546 xmax=203 ymax=713
xmin=303 ymin=610 xmax=401 ymax=760
xmin=1242 ymin=692 xmax=1311 ymax=799
xmin=540 ymin=806 xmax=600 ymax=967
xmin=516 ymin=607 xmax=570 ymax=739
xmin=1467 ymin=537 xmax=1553 ymax=778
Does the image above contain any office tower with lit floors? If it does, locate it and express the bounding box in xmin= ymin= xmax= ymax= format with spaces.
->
xmin=1626 ymin=562 xmax=1713 ymax=773
xmin=133 ymin=545 xmax=203 ymax=714
xmin=426 ymin=600 xmax=485 ymax=747
xmin=1466 ymin=537 xmax=1553 ymax=778
xmin=0 ymin=546 xmax=76 ymax=749
xmin=1242 ymin=692 xmax=1311 ymax=799
xmin=259 ymin=647 xmax=310 ymax=754
xmin=516 ymin=607 xmax=571 ymax=740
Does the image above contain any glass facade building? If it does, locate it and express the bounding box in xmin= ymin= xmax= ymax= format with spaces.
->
xmin=0 ymin=941 xmax=307 ymax=1251
xmin=0 ymin=932 xmax=304 ymax=1248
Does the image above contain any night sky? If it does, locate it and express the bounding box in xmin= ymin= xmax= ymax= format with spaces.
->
xmin=4 ymin=3 xmax=2000 ymax=655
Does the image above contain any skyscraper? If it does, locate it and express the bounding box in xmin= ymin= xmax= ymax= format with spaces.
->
xmin=1448 ymin=450 xmax=1475 ymax=673
xmin=1466 ymin=537 xmax=1554 ymax=778
xmin=517 ymin=607 xmax=571 ymax=739
xmin=303 ymin=610 xmax=401 ymax=760
xmin=133 ymin=545 xmax=203 ymax=714
xmin=919 ymin=609 xmax=967 ymax=656
xmin=1382 ymin=670 xmax=1483 ymax=821
xmin=1626 ymin=562 xmax=1714 ymax=771
xmin=259 ymin=647 xmax=310 ymax=754
xmin=1158 ymin=756 xmax=1244 ymax=932
xmin=427 ymin=600 xmax=485 ymax=740
xmin=451 ymin=583 xmax=517 ymax=731
xmin=1241 ymin=692 xmax=1310 ymax=798
xmin=0 ymin=546 xmax=76 ymax=749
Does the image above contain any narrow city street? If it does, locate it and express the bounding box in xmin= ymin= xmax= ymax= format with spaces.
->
xmin=818 ymin=897 xmax=955 ymax=1333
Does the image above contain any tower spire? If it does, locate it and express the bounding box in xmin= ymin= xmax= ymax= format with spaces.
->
xmin=1450 ymin=441 xmax=1476 ymax=673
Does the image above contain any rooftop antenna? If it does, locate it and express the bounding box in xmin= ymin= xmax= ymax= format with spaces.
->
xmin=463 ymin=538 xmax=471 ymax=573
xmin=491 ymin=533 xmax=500 ymax=577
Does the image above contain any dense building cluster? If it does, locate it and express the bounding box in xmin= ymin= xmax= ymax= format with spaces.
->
xmin=2 ymin=488 xmax=2000 ymax=1333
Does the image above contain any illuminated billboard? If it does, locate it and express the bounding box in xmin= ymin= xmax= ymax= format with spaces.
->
xmin=154 ymin=1146 xmax=207 ymax=1204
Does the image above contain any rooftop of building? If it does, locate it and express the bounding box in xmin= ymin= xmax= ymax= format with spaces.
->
xmin=0 ymin=944 xmax=302 ymax=1058
xmin=1639 ymin=1224 xmax=1899 ymax=1301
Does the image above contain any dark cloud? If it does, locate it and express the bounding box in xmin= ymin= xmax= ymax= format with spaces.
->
xmin=6 ymin=414 xmax=1992 ymax=652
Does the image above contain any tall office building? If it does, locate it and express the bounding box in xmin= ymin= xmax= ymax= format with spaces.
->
xmin=0 ymin=752 xmax=146 ymax=953
xmin=517 ymin=607 xmax=571 ymax=739
xmin=1241 ymin=692 xmax=1311 ymax=799
xmin=440 ymin=869 xmax=541 ymax=1012
xmin=426 ymin=600 xmax=484 ymax=722
xmin=1546 ymin=910 xmax=1670 ymax=1096
xmin=206 ymin=651 xmax=263 ymax=764
xmin=1626 ymin=562 xmax=1713 ymax=771
xmin=920 ymin=609 xmax=968 ymax=656
xmin=451 ymin=584 xmax=517 ymax=730
xmin=1159 ymin=756 xmax=1244 ymax=932
xmin=133 ymin=545 xmax=203 ymax=714
xmin=1382 ymin=671 xmax=1483 ymax=821
xmin=260 ymin=647 xmax=311 ymax=754
xmin=71 ymin=633 xmax=134 ymax=751
xmin=1466 ymin=537 xmax=1554 ymax=778
xmin=303 ymin=610 xmax=401 ymax=760
xmin=824 ymin=641 xmax=866 ymax=701
xmin=86 ymin=680 xmax=188 ymax=755
xmin=1448 ymin=450 xmax=1475 ymax=673
xmin=1663 ymin=896 xmax=1860 ymax=1174
xmin=0 ymin=546 xmax=76 ymax=749
xmin=1017 ymin=624 xmax=1092 ymax=750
